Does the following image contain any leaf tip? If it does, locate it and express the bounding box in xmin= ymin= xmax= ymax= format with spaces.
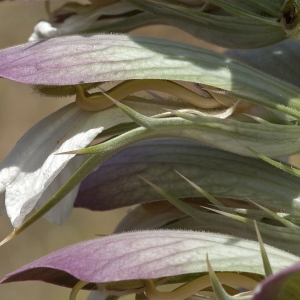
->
xmin=0 ymin=230 xmax=16 ymax=247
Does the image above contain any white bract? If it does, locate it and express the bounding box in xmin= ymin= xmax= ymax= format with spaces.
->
xmin=0 ymin=100 xmax=161 ymax=228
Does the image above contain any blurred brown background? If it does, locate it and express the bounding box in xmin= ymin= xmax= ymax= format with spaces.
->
xmin=1 ymin=1 xmax=299 ymax=300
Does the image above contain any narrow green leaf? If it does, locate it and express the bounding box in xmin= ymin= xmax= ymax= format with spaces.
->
xmin=72 ymin=111 xmax=300 ymax=158
xmin=254 ymin=221 xmax=273 ymax=277
xmin=95 ymin=122 xmax=138 ymax=140
xmin=206 ymin=254 xmax=231 ymax=300
xmin=244 ymin=145 xmax=300 ymax=177
xmin=248 ymin=199 xmax=300 ymax=229
xmin=138 ymin=176 xmax=201 ymax=220
xmin=221 ymin=207 xmax=300 ymax=226
xmin=100 ymin=92 xmax=154 ymax=129
xmin=204 ymin=207 xmax=254 ymax=225
xmin=174 ymin=171 xmax=224 ymax=207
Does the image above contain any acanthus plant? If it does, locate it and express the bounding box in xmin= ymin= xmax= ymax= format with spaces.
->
xmin=1 ymin=0 xmax=300 ymax=299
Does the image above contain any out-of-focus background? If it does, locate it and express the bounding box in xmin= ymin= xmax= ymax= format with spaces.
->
xmin=1 ymin=1 xmax=299 ymax=300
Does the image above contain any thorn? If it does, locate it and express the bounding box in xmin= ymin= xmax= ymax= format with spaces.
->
xmin=103 ymin=92 xmax=154 ymax=128
xmin=0 ymin=230 xmax=16 ymax=247
xmin=254 ymin=221 xmax=273 ymax=277
xmin=174 ymin=170 xmax=224 ymax=207
xmin=55 ymin=150 xmax=80 ymax=155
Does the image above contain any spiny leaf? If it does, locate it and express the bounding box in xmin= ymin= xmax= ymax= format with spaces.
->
xmin=203 ymin=207 xmax=254 ymax=226
xmin=248 ymin=199 xmax=300 ymax=230
xmin=244 ymin=145 xmax=300 ymax=178
xmin=206 ymin=254 xmax=231 ymax=300
xmin=254 ymin=221 xmax=273 ymax=277
xmin=137 ymin=175 xmax=199 ymax=220
xmin=174 ymin=171 xmax=224 ymax=207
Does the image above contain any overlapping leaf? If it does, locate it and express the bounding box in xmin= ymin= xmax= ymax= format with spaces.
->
xmin=116 ymin=200 xmax=300 ymax=256
xmin=122 ymin=0 xmax=286 ymax=48
xmin=1 ymin=34 xmax=300 ymax=119
xmin=75 ymin=139 xmax=300 ymax=215
xmin=0 ymin=97 xmax=177 ymax=228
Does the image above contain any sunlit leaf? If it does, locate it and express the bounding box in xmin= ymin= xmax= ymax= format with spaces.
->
xmin=1 ymin=230 xmax=298 ymax=292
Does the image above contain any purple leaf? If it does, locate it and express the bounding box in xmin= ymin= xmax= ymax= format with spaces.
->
xmin=1 ymin=34 xmax=300 ymax=120
xmin=253 ymin=261 xmax=300 ymax=300
xmin=1 ymin=230 xmax=297 ymax=289
xmin=0 ymin=34 xmax=223 ymax=85
xmin=74 ymin=139 xmax=300 ymax=213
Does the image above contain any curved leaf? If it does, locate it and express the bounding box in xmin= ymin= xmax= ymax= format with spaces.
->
xmin=123 ymin=0 xmax=286 ymax=48
xmin=73 ymin=100 xmax=300 ymax=157
xmin=75 ymin=139 xmax=300 ymax=215
xmin=0 ymin=96 xmax=173 ymax=227
xmin=1 ymin=230 xmax=298 ymax=289
xmin=115 ymin=201 xmax=300 ymax=256
xmin=113 ymin=203 xmax=186 ymax=233
xmin=1 ymin=35 xmax=300 ymax=118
